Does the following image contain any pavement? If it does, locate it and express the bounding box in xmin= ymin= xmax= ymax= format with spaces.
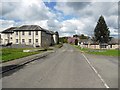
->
xmin=2 ymin=44 xmax=118 ymax=88
xmin=1 ymin=50 xmax=54 ymax=74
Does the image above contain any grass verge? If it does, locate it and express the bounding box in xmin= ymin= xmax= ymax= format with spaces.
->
xmin=0 ymin=48 xmax=44 ymax=62
xmin=73 ymin=45 xmax=119 ymax=56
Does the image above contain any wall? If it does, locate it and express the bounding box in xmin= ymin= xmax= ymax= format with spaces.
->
xmin=0 ymin=33 xmax=13 ymax=45
xmin=12 ymin=31 xmax=42 ymax=47
xmin=41 ymin=31 xmax=52 ymax=47
xmin=0 ymin=30 xmax=56 ymax=47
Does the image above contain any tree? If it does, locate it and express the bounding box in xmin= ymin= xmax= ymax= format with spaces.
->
xmin=79 ymin=34 xmax=88 ymax=39
xmin=59 ymin=37 xmax=68 ymax=43
xmin=94 ymin=15 xmax=110 ymax=44
xmin=73 ymin=34 xmax=79 ymax=37
xmin=75 ymin=39 xmax=78 ymax=45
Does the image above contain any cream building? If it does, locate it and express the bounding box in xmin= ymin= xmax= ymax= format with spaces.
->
xmin=0 ymin=25 xmax=59 ymax=47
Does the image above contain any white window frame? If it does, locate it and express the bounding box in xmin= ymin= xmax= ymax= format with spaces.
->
xmin=29 ymin=31 xmax=31 ymax=35
xmin=22 ymin=39 xmax=25 ymax=43
xmin=16 ymin=39 xmax=18 ymax=43
xmin=36 ymin=39 xmax=38 ymax=43
xmin=36 ymin=31 xmax=38 ymax=35
xmin=22 ymin=31 xmax=25 ymax=35
xmin=29 ymin=39 xmax=31 ymax=43
xmin=16 ymin=32 xmax=18 ymax=35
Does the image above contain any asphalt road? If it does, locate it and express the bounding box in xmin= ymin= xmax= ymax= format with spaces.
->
xmin=2 ymin=44 xmax=118 ymax=88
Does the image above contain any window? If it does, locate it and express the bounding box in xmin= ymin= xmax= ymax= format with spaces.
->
xmin=29 ymin=31 xmax=31 ymax=35
xmin=22 ymin=39 xmax=25 ymax=43
xmin=22 ymin=31 xmax=25 ymax=35
xmin=110 ymin=45 xmax=112 ymax=48
xmin=5 ymin=39 xmax=8 ymax=41
xmin=36 ymin=31 xmax=38 ymax=35
xmin=0 ymin=39 xmax=2 ymax=43
xmin=16 ymin=39 xmax=18 ymax=43
xmin=36 ymin=39 xmax=38 ymax=43
xmin=16 ymin=32 xmax=18 ymax=35
xmin=29 ymin=39 xmax=31 ymax=43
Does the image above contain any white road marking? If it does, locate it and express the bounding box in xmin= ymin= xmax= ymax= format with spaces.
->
xmin=82 ymin=53 xmax=110 ymax=88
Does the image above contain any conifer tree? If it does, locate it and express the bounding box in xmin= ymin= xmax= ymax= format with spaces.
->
xmin=94 ymin=15 xmax=110 ymax=43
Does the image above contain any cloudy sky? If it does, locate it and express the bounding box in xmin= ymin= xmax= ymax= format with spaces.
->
xmin=0 ymin=0 xmax=118 ymax=38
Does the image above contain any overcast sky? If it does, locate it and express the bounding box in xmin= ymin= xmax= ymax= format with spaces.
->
xmin=0 ymin=0 xmax=118 ymax=38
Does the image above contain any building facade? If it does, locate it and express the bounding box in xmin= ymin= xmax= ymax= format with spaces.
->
xmin=0 ymin=25 xmax=59 ymax=47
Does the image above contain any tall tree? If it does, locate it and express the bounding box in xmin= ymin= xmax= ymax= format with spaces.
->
xmin=94 ymin=15 xmax=110 ymax=44
xmin=79 ymin=34 xmax=88 ymax=39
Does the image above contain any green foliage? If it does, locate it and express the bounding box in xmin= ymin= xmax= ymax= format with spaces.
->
xmin=88 ymin=49 xmax=119 ymax=56
xmin=79 ymin=34 xmax=88 ymax=39
xmin=73 ymin=45 xmax=119 ymax=56
xmin=94 ymin=15 xmax=110 ymax=43
xmin=73 ymin=34 xmax=79 ymax=37
xmin=1 ymin=48 xmax=41 ymax=62
xmin=73 ymin=34 xmax=88 ymax=39
xmin=75 ymin=39 xmax=78 ymax=45
xmin=59 ymin=37 xmax=68 ymax=43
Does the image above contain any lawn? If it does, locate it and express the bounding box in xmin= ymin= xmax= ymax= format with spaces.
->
xmin=0 ymin=48 xmax=43 ymax=62
xmin=0 ymin=44 xmax=62 ymax=62
xmin=73 ymin=45 xmax=119 ymax=56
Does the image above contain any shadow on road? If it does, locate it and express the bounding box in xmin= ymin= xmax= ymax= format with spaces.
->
xmin=1 ymin=64 xmax=25 ymax=78
xmin=1 ymin=55 xmax=49 ymax=78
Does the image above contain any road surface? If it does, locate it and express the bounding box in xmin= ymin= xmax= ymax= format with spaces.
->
xmin=2 ymin=44 xmax=118 ymax=88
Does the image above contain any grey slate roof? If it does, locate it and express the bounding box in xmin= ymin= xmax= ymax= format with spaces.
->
xmin=13 ymin=25 xmax=43 ymax=31
xmin=45 ymin=29 xmax=54 ymax=35
xmin=1 ymin=25 xmax=55 ymax=35
xmin=1 ymin=27 xmax=17 ymax=33
xmin=49 ymin=31 xmax=55 ymax=34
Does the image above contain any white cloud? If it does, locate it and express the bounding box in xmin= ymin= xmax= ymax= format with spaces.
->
xmin=1 ymin=0 xmax=56 ymax=21
xmin=1 ymin=1 xmax=118 ymax=38
xmin=59 ymin=19 xmax=85 ymax=36
xmin=55 ymin=2 xmax=118 ymax=37
xmin=0 ymin=0 xmax=57 ymax=32
xmin=0 ymin=19 xmax=15 ymax=31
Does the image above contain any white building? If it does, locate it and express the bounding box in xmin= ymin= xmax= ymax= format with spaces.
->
xmin=0 ymin=25 xmax=59 ymax=47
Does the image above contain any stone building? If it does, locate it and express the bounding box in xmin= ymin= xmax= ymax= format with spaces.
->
xmin=0 ymin=25 xmax=59 ymax=47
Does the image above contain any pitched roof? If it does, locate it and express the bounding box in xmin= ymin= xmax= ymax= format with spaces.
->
xmin=1 ymin=27 xmax=17 ymax=33
xmin=45 ymin=30 xmax=54 ymax=35
xmin=13 ymin=25 xmax=55 ymax=34
xmin=1 ymin=25 xmax=55 ymax=35
xmin=13 ymin=25 xmax=43 ymax=31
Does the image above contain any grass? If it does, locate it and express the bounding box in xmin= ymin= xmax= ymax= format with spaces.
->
xmin=0 ymin=48 xmax=43 ymax=62
xmin=0 ymin=44 xmax=61 ymax=62
xmin=54 ymin=43 xmax=63 ymax=48
xmin=73 ymin=45 xmax=119 ymax=56
xmin=88 ymin=49 xmax=119 ymax=56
